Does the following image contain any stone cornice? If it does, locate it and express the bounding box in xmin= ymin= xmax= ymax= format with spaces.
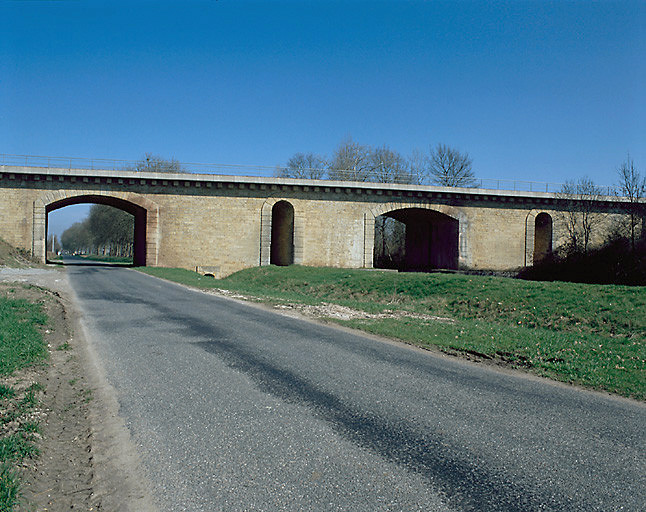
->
xmin=0 ymin=164 xmax=630 ymax=206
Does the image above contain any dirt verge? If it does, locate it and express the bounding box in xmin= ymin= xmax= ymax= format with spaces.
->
xmin=0 ymin=269 xmax=156 ymax=512
xmin=15 ymin=285 xmax=95 ymax=511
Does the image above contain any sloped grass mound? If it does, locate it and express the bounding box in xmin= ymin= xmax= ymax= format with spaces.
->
xmin=0 ymin=239 xmax=36 ymax=269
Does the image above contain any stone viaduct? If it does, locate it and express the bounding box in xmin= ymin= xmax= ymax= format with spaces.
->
xmin=0 ymin=165 xmax=631 ymax=277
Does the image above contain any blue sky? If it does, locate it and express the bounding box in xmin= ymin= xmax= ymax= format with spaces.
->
xmin=1 ymin=0 xmax=644 ymax=236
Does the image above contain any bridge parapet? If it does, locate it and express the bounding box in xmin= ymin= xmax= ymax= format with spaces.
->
xmin=0 ymin=153 xmax=618 ymax=195
xmin=0 ymin=164 xmax=628 ymax=207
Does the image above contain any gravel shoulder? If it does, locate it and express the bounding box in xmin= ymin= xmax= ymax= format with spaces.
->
xmin=0 ymin=267 xmax=156 ymax=512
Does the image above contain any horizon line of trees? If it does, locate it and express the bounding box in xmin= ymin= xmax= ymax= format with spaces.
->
xmin=526 ymin=154 xmax=646 ymax=284
xmin=127 ymin=153 xmax=186 ymax=173
xmin=275 ymin=137 xmax=477 ymax=187
xmin=556 ymin=154 xmax=645 ymax=259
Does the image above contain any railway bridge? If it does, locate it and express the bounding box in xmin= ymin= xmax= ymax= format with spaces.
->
xmin=0 ymin=165 xmax=630 ymax=277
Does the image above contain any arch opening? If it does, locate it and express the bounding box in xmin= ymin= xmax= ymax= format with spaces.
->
xmin=270 ymin=201 xmax=294 ymax=266
xmin=374 ymin=208 xmax=459 ymax=271
xmin=533 ymin=212 xmax=552 ymax=264
xmin=46 ymin=195 xmax=147 ymax=266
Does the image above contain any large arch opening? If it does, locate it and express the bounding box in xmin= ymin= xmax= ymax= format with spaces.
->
xmin=46 ymin=195 xmax=147 ymax=266
xmin=533 ymin=212 xmax=552 ymax=264
xmin=270 ymin=200 xmax=294 ymax=266
xmin=374 ymin=208 xmax=459 ymax=271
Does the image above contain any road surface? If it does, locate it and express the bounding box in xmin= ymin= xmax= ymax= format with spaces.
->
xmin=65 ymin=264 xmax=645 ymax=511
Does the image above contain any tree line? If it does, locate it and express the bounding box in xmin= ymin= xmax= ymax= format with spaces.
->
xmin=525 ymin=155 xmax=646 ymax=284
xmin=60 ymin=204 xmax=135 ymax=258
xmin=556 ymin=155 xmax=645 ymax=258
xmin=127 ymin=153 xmax=185 ymax=173
xmin=116 ymin=146 xmax=476 ymax=186
xmin=276 ymin=137 xmax=476 ymax=187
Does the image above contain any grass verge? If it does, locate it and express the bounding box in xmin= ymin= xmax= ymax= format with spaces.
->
xmin=0 ymin=286 xmax=49 ymax=511
xmin=76 ymin=254 xmax=132 ymax=264
xmin=139 ymin=265 xmax=646 ymax=400
xmin=53 ymin=254 xmax=132 ymax=264
xmin=0 ymin=292 xmax=48 ymax=376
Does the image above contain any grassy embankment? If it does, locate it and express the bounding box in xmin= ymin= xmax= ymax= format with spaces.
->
xmin=71 ymin=254 xmax=132 ymax=264
xmin=139 ymin=265 xmax=646 ymax=400
xmin=0 ymin=239 xmax=37 ymax=269
xmin=0 ymin=287 xmax=49 ymax=510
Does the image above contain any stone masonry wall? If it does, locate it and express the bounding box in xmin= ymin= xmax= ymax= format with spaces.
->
xmin=0 ymin=167 xmax=634 ymax=278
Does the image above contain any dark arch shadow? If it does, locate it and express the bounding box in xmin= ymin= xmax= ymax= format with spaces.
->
xmin=270 ymin=200 xmax=294 ymax=266
xmin=46 ymin=195 xmax=147 ymax=266
xmin=375 ymin=208 xmax=459 ymax=271
xmin=533 ymin=212 xmax=553 ymax=264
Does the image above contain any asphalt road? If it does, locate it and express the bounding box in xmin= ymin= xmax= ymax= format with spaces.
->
xmin=65 ymin=264 xmax=645 ymax=511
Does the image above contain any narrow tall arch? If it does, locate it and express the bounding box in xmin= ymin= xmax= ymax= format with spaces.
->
xmin=270 ymin=200 xmax=294 ymax=266
xmin=533 ymin=212 xmax=553 ymax=264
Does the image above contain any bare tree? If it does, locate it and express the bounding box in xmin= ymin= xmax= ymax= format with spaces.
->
xmin=558 ymin=177 xmax=603 ymax=256
xmin=616 ymin=155 xmax=646 ymax=251
xmin=370 ymin=145 xmax=412 ymax=184
xmin=283 ymin=139 xmax=475 ymax=186
xmin=374 ymin=215 xmax=406 ymax=269
xmin=427 ymin=144 xmax=476 ymax=187
xmin=276 ymin=152 xmax=327 ymax=179
xmin=129 ymin=153 xmax=185 ymax=173
xmin=328 ymin=137 xmax=374 ymax=182
xmin=407 ymin=149 xmax=429 ymax=185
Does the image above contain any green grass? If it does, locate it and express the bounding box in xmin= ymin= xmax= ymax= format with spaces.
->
xmin=0 ymin=464 xmax=19 ymax=512
xmin=0 ymin=386 xmax=15 ymax=401
xmin=0 ymin=405 xmax=40 ymax=512
xmin=76 ymin=254 xmax=132 ymax=264
xmin=56 ymin=341 xmax=71 ymax=351
xmin=139 ymin=265 xmax=646 ymax=400
xmin=0 ymin=289 xmax=50 ymax=511
xmin=0 ymin=297 xmax=48 ymax=377
xmin=0 ymin=436 xmax=38 ymax=463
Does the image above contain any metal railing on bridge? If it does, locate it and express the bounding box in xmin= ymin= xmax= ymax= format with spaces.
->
xmin=0 ymin=153 xmax=615 ymax=196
